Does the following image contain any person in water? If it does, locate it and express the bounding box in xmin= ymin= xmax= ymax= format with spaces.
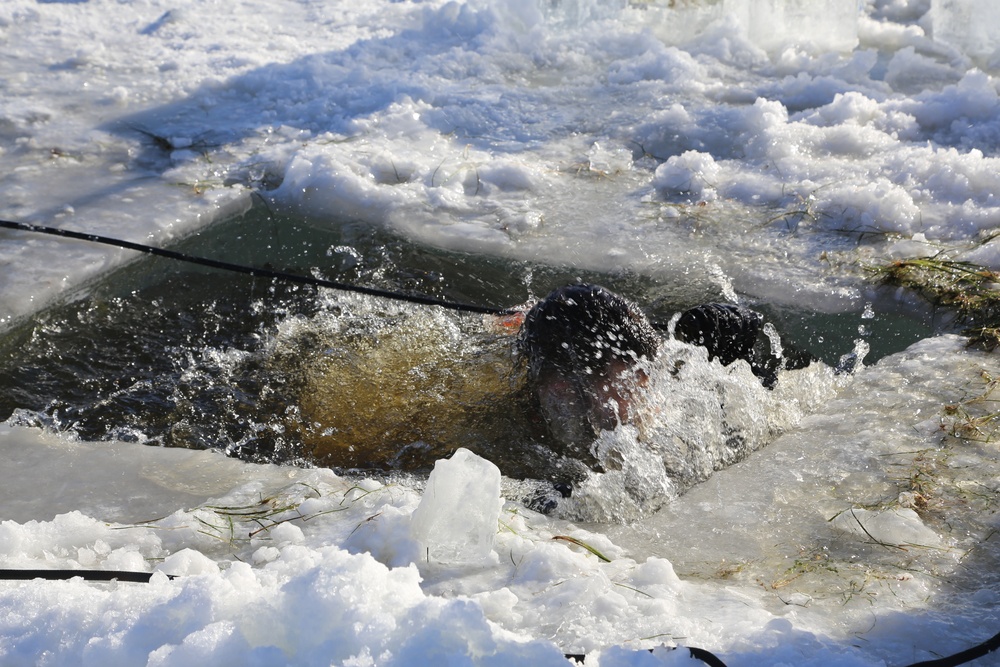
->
xmin=514 ymin=284 xmax=805 ymax=459
xmin=286 ymin=283 xmax=807 ymax=491
xmin=514 ymin=284 xmax=661 ymax=462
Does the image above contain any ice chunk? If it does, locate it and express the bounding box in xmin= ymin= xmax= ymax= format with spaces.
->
xmin=737 ymin=0 xmax=859 ymax=53
xmin=587 ymin=142 xmax=633 ymax=175
xmin=410 ymin=448 xmax=503 ymax=564
xmin=639 ymin=0 xmax=858 ymax=53
xmin=156 ymin=548 xmax=220 ymax=576
xmin=653 ymin=150 xmax=721 ymax=201
xmin=931 ymin=0 xmax=1000 ymax=63
xmin=830 ymin=507 xmax=943 ymax=548
xmin=638 ymin=0 xmax=728 ymax=46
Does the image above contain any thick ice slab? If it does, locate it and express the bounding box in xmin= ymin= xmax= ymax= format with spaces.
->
xmin=932 ymin=0 xmax=1000 ymax=62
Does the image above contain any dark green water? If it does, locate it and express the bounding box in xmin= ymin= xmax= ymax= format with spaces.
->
xmin=0 ymin=202 xmax=937 ymax=466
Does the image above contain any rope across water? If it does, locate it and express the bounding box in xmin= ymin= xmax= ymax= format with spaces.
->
xmin=0 ymin=218 xmax=517 ymax=317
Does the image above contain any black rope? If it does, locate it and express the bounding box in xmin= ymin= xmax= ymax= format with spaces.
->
xmin=565 ymin=646 xmax=727 ymax=665
xmin=0 ymin=569 xmax=175 ymax=582
xmin=902 ymin=629 xmax=1000 ymax=667
xmin=0 ymin=218 xmax=516 ymax=317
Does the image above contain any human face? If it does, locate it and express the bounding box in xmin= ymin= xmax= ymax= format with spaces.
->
xmin=534 ymin=357 xmax=649 ymax=456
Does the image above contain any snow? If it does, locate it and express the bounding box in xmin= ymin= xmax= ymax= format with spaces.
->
xmin=3 ymin=0 xmax=1000 ymax=665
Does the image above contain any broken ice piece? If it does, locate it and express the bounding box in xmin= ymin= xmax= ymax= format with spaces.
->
xmin=410 ymin=448 xmax=503 ymax=564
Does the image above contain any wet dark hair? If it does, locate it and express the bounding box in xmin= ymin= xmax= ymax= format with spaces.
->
xmin=515 ymin=284 xmax=660 ymax=458
xmin=517 ymin=284 xmax=659 ymax=384
xmin=673 ymin=303 xmax=762 ymax=368
xmin=674 ymin=303 xmax=825 ymax=389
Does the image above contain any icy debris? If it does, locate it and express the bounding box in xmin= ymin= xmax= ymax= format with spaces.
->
xmin=410 ymin=448 xmax=503 ymax=564
xmin=830 ymin=507 xmax=944 ymax=548
xmin=587 ymin=141 xmax=633 ymax=175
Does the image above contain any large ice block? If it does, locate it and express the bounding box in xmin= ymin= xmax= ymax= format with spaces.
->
xmin=410 ymin=448 xmax=503 ymax=564
xmin=638 ymin=0 xmax=859 ymax=53
xmin=931 ymin=0 xmax=1000 ymax=63
xmin=636 ymin=0 xmax=728 ymax=46
xmin=738 ymin=0 xmax=859 ymax=53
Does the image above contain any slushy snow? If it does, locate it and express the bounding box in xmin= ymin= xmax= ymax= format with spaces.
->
xmin=3 ymin=0 xmax=1000 ymax=665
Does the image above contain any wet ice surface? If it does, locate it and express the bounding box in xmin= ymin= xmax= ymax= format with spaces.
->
xmin=609 ymin=335 xmax=1000 ymax=586
xmin=4 ymin=0 xmax=1000 ymax=664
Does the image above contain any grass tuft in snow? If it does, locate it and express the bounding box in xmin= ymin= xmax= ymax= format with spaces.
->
xmin=551 ymin=535 xmax=612 ymax=562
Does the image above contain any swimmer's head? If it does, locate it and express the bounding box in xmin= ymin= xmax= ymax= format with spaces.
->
xmin=516 ymin=284 xmax=659 ymax=458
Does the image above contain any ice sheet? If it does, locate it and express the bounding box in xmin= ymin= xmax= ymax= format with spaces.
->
xmin=0 ymin=425 xmax=301 ymax=524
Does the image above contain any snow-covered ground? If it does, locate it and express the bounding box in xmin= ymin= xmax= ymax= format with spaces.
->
xmin=4 ymin=0 xmax=1000 ymax=664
